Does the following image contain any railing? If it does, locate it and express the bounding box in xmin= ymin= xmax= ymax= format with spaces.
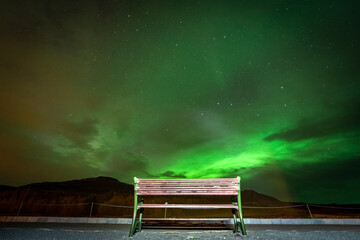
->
xmin=1 ymin=202 xmax=360 ymax=219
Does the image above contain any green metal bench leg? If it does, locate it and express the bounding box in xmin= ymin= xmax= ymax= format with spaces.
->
xmin=237 ymin=176 xmax=247 ymax=235
xmin=239 ymin=216 xmax=246 ymax=235
xmin=129 ymin=177 xmax=139 ymax=237
xmin=232 ymin=209 xmax=238 ymax=233
xmin=129 ymin=207 xmax=138 ymax=237
xmin=138 ymin=208 xmax=144 ymax=232
xmin=233 ymin=209 xmax=246 ymax=235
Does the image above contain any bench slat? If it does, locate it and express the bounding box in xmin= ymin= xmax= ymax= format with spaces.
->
xmin=137 ymin=183 xmax=236 ymax=186
xmin=138 ymin=178 xmax=237 ymax=181
xmin=139 ymin=187 xmax=235 ymax=189
xmin=138 ymin=204 xmax=238 ymax=209
xmin=137 ymin=179 xmax=236 ymax=183
xmin=138 ymin=186 xmax=236 ymax=188
xmin=138 ymin=182 xmax=236 ymax=185
xmin=138 ymin=190 xmax=237 ymax=193
xmin=137 ymin=192 xmax=237 ymax=195
xmin=137 ymin=184 xmax=237 ymax=188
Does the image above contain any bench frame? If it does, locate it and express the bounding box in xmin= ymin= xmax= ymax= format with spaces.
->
xmin=129 ymin=177 xmax=246 ymax=236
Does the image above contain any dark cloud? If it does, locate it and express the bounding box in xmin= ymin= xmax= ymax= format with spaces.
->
xmin=0 ymin=1 xmax=101 ymax=49
xmin=158 ymin=171 xmax=187 ymax=178
xmin=140 ymin=111 xmax=222 ymax=155
xmin=57 ymin=119 xmax=99 ymax=149
xmin=102 ymin=151 xmax=152 ymax=182
xmin=215 ymin=168 xmax=247 ymax=179
xmin=284 ymin=157 xmax=360 ymax=203
xmin=264 ymin=104 xmax=360 ymax=142
xmin=242 ymin=157 xmax=360 ymax=204
xmin=240 ymin=164 xmax=300 ymax=203
xmin=0 ymin=125 xmax=98 ymax=186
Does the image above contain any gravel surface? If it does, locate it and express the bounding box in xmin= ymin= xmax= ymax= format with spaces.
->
xmin=1 ymin=227 xmax=360 ymax=240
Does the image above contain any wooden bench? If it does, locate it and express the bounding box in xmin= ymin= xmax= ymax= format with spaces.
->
xmin=129 ymin=177 xmax=246 ymax=236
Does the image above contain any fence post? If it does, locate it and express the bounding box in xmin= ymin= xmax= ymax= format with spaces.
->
xmin=16 ymin=184 xmax=31 ymax=217
xmin=306 ymin=204 xmax=313 ymax=218
xmin=89 ymin=202 xmax=94 ymax=218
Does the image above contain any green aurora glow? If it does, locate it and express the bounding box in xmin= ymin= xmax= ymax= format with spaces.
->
xmin=0 ymin=0 xmax=359 ymax=203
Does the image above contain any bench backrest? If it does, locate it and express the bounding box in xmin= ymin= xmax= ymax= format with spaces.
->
xmin=135 ymin=178 xmax=239 ymax=196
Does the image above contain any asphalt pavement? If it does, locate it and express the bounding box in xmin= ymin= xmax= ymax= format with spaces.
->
xmin=0 ymin=223 xmax=359 ymax=240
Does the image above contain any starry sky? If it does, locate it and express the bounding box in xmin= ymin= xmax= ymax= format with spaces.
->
xmin=0 ymin=0 xmax=359 ymax=203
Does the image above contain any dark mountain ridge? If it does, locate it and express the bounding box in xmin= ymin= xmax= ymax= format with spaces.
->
xmin=0 ymin=176 xmax=280 ymax=204
xmin=19 ymin=176 xmax=133 ymax=194
xmin=0 ymin=185 xmax=16 ymax=191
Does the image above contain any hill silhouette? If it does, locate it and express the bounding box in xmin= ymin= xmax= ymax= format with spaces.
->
xmin=20 ymin=176 xmax=133 ymax=194
xmin=2 ymin=176 xmax=281 ymax=205
xmin=0 ymin=177 xmax=359 ymax=218
xmin=0 ymin=184 xmax=15 ymax=191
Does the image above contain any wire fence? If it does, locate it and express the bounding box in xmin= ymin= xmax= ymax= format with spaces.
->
xmin=2 ymin=201 xmax=360 ymax=219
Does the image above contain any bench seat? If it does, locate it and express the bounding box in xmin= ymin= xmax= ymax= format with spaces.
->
xmin=138 ymin=203 xmax=238 ymax=210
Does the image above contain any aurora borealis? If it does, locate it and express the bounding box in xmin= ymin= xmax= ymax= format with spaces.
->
xmin=0 ymin=0 xmax=359 ymax=203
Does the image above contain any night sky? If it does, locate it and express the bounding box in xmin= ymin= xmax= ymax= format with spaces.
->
xmin=1 ymin=0 xmax=359 ymax=204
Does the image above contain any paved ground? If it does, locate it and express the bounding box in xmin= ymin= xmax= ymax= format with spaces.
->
xmin=0 ymin=223 xmax=359 ymax=240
